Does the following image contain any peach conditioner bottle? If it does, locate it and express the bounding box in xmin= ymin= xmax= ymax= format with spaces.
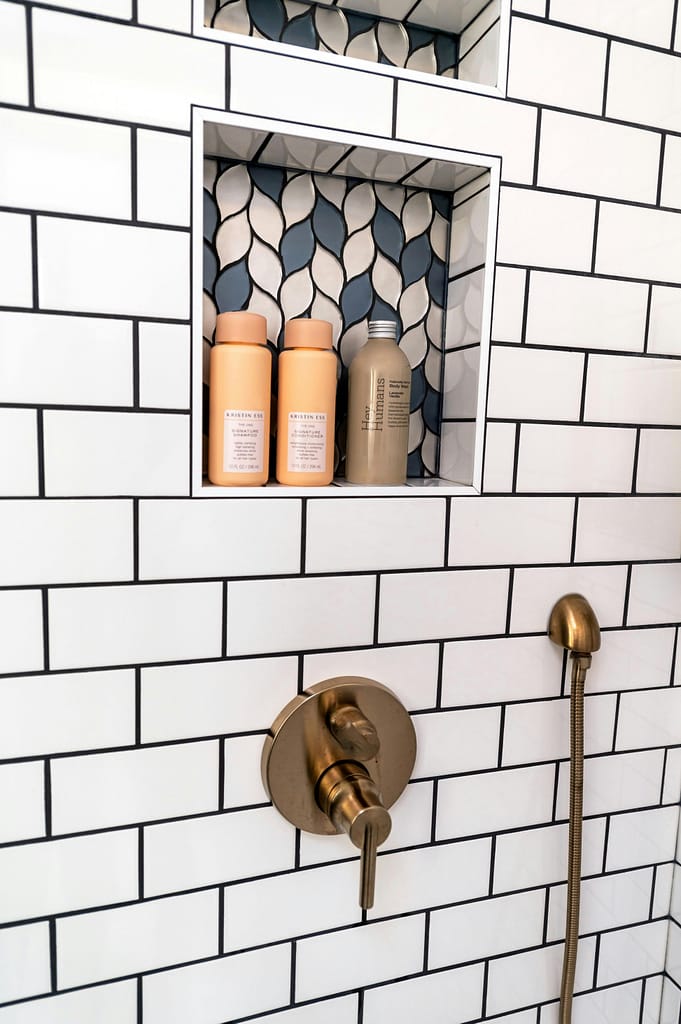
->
xmin=276 ymin=318 xmax=337 ymax=486
xmin=208 ymin=311 xmax=271 ymax=486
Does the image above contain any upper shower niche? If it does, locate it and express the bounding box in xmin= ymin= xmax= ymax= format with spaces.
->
xmin=204 ymin=0 xmax=508 ymax=93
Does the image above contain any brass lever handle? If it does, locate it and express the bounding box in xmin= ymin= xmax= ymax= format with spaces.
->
xmin=327 ymin=703 xmax=380 ymax=760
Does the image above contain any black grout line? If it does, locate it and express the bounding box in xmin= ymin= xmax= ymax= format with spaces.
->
xmin=492 ymin=260 xmax=681 ymax=291
xmin=136 ymin=976 xmax=143 ymax=1024
xmin=447 ymin=262 xmax=486 ymax=285
xmin=372 ymin=575 xmax=381 ymax=646
xmin=225 ymin=43 xmax=231 ymax=112
xmin=551 ymin=762 xmax=560 ymax=822
xmin=294 ymin=828 xmax=301 ymax=871
xmin=443 ymin=497 xmax=452 ymax=568
xmin=601 ymin=816 xmax=611 ymax=875
xmin=590 ymin=201 xmax=601 ymax=275
xmin=631 ymin=428 xmax=641 ymax=494
xmin=43 ymin=758 xmax=52 ymax=837
xmin=30 ymin=215 xmax=39 ymax=310
xmin=671 ymin=0 xmax=680 ymax=51
xmin=569 ymin=497 xmax=579 ymax=563
xmin=497 ymin=706 xmax=506 ymax=768
xmin=132 ymin=321 xmax=140 ymax=409
xmin=457 ymin=16 xmax=500 ymax=65
xmin=578 ymin=353 xmax=589 ymax=422
xmin=670 ymin=629 xmax=679 ymax=686
xmin=488 ymin=835 xmax=496 ymax=896
xmin=35 ymin=409 xmax=45 ymax=496
xmin=541 ymin=885 xmax=550 ymax=944
xmin=134 ymin=667 xmax=141 ymax=745
xmin=520 ymin=269 xmax=531 ymax=345
xmin=592 ymin=933 xmax=601 ymax=990
xmin=130 ymin=128 xmax=138 ymax=222
xmin=435 ymin=642 xmax=445 ymax=709
xmin=299 ymin=498 xmax=307 ymax=575
xmin=532 ymin=108 xmax=542 ymax=187
xmin=49 ymin=918 xmax=57 ymax=992
xmin=638 ymin=976 xmax=647 ymax=1024
xmin=138 ymin=826 xmax=144 ymax=900
xmin=601 ymin=39 xmax=612 ymax=118
xmin=290 ymin=941 xmax=297 ymax=1005
xmin=132 ymin=498 xmax=139 ymax=579
xmin=218 ymin=886 xmax=225 ymax=956
xmin=656 ymin=134 xmax=667 ymax=207
xmin=659 ymin=748 xmax=669 ymax=805
xmin=131 ymin=0 xmax=138 ymax=21
xmin=221 ymin=581 xmax=228 ymax=659
xmin=430 ymin=779 xmax=439 ymax=844
xmin=422 ymin=910 xmax=431 ymax=973
xmin=504 ymin=568 xmax=514 ymax=635
xmin=649 ymin=864 xmax=658 ymax=920
xmin=643 ymin=286 xmax=654 ymax=355
xmin=357 ymin=988 xmax=364 ymax=1024
xmin=391 ymin=79 xmax=398 ymax=139
xmin=218 ymin=737 xmax=225 ymax=810
xmin=41 ymin=586 xmax=49 ymax=671
xmin=611 ymin=693 xmax=621 ymax=753
xmin=622 ymin=563 xmax=633 ymax=627
xmin=480 ymin=960 xmax=489 ymax=1019
xmin=24 ymin=5 xmax=34 ymax=108
xmin=511 ymin=423 xmax=521 ymax=493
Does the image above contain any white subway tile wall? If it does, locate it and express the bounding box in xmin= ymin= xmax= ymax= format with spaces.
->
xmin=1 ymin=1 xmax=680 ymax=1023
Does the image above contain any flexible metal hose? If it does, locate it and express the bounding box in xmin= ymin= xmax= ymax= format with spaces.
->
xmin=559 ymin=653 xmax=591 ymax=1024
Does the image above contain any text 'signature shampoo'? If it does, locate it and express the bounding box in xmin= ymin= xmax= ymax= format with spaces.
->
xmin=345 ymin=320 xmax=411 ymax=485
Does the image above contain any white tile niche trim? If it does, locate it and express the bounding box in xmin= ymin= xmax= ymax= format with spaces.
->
xmin=192 ymin=107 xmax=501 ymax=497
xmin=197 ymin=0 xmax=512 ymax=100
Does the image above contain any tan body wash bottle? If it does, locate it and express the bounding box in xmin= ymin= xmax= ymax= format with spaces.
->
xmin=208 ymin=311 xmax=271 ymax=486
xmin=276 ymin=318 xmax=337 ymax=486
xmin=345 ymin=320 xmax=411 ymax=485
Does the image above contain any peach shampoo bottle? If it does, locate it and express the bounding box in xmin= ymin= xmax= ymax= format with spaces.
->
xmin=208 ymin=311 xmax=271 ymax=486
xmin=276 ymin=318 xmax=337 ymax=486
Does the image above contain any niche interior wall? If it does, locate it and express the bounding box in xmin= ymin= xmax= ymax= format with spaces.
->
xmin=1 ymin=2 xmax=681 ymax=1024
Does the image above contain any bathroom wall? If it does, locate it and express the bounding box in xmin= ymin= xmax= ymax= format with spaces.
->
xmin=1 ymin=2 xmax=681 ymax=1023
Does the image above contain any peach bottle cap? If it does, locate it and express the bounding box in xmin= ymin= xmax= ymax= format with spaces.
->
xmin=216 ymin=311 xmax=267 ymax=345
xmin=284 ymin=318 xmax=333 ymax=349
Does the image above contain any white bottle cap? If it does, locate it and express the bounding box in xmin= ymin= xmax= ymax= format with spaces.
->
xmin=368 ymin=320 xmax=398 ymax=340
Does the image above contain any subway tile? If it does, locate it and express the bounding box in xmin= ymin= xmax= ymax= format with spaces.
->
xmin=397 ymin=83 xmax=537 ymax=185
xmin=648 ymin=286 xmax=681 ymax=356
xmin=516 ymin=424 xmax=636 ymax=492
xmin=502 ymin=694 xmax=616 ymax=766
xmin=497 ymin=187 xmax=596 ymax=272
xmin=231 ymin=48 xmax=392 ymax=137
xmin=585 ymin=354 xmax=681 ymax=426
xmin=245 ymin=998 xmax=358 ymax=1024
xmin=598 ymin=920 xmax=668 ymax=987
xmin=526 ymin=272 xmax=648 ymax=352
xmin=450 ymin=189 xmax=489 ymax=278
xmin=305 ymin=498 xmax=446 ymax=573
xmin=494 ymin=819 xmax=606 ymax=892
xmin=458 ymin=18 xmax=499 ymax=87
xmin=296 ymin=916 xmax=424 ymax=1002
xmin=35 ymin=0 xmax=131 ymax=12
xmin=138 ymin=0 xmax=192 ymax=32
xmin=0 ymin=312 xmax=133 ymax=406
xmin=33 ymin=10 xmax=224 ymax=129
xmin=653 ymin=861 xmax=673 ymax=918
xmin=607 ymin=806 xmax=679 ymax=872
xmin=437 ymin=764 xmax=555 ymax=840
xmin=49 ymin=581 xmax=221 ymax=668
xmin=0 ymin=922 xmax=50 ymax=1004
xmin=138 ymin=323 xmax=189 ymax=409
xmin=43 ymin=410 xmax=189 ymax=496
xmin=0 ymin=980 xmax=137 ymax=1024
xmin=0 ymin=499 xmax=133 ymax=585
xmin=491 ymin=266 xmax=526 ymax=344
xmin=538 ymin=110 xmax=660 ymax=204
xmin=0 ymin=589 xmax=43 ymax=675
xmin=575 ymin=497 xmax=681 ymax=562
xmin=0 ymin=830 xmax=138 ymax=923
xmin=637 ymin=429 xmax=681 ymax=492
xmin=430 ymin=889 xmax=544 ymax=969
xmin=137 ymin=130 xmax=190 ymax=226
xmin=439 ymin=420 xmax=477 ymax=485
xmin=663 ymin=748 xmax=681 ymax=804
xmin=607 ymin=43 xmax=681 ymax=133
xmin=0 ymin=408 xmax=38 ymax=497
xmin=144 ymin=807 xmax=295 ymax=898
xmin=661 ymin=136 xmax=681 ymax=210
xmin=442 ymin=348 xmax=480 ymax=420
xmin=227 ymin=575 xmax=375 ymax=656
xmin=556 ymin=750 xmax=665 ymax=819
xmin=57 ymin=890 xmax=218 ymax=989
xmin=510 ymin=564 xmax=628 ymax=633
xmin=0 ymin=212 xmax=32 ymax=307
xmin=446 ymin=271 xmax=484 ymax=351
xmin=379 ymin=568 xmax=509 ymax=644
xmin=571 ymin=980 xmax=645 ymax=1024
xmin=224 ymin=860 xmax=359 ymax=951
xmin=0 ymin=761 xmax=44 ymax=844
xmin=483 ymin=421 xmax=517 ymax=492
xmin=487 ymin=346 xmax=584 ymax=421
xmin=513 ymin=0 xmax=544 ymax=12
xmin=596 ymin=202 xmax=681 ymax=285
xmin=617 ymin=687 xmax=681 ymax=751
xmin=303 ymin=643 xmax=440 ymax=712
xmin=142 ymin=656 xmax=297 ymax=742
xmin=0 ymin=668 xmax=135 ymax=758
xmin=450 ymin=496 xmax=574 ymax=566
xmin=363 ymin=963 xmax=484 ymax=1024
xmin=139 ymin=498 xmax=300 ymax=578
xmin=369 ymin=839 xmax=491 ymax=920
xmin=51 ymin=741 xmax=218 ymax=833
xmin=38 ymin=218 xmax=189 ymax=318
xmin=668 ymin=922 xmax=681 ymax=990
xmin=487 ymin=940 xmax=595 ymax=1016
xmin=550 ymin=0 xmax=674 ymax=47
xmin=223 ymin=734 xmax=268 ymax=808
xmin=547 ymin=868 xmax=653 ymax=941
xmin=586 ymin=628 xmax=675 ymax=693
xmin=442 ymin=635 xmax=564 ymax=706
xmin=628 ymin=563 xmax=681 ymax=626
xmin=0 ymin=2 xmax=28 ymax=105
xmin=507 ymin=18 xmax=607 ymax=113
xmin=0 ymin=109 xmax=131 ymax=218
xmin=660 ymin=978 xmax=681 ymax=1024
xmin=142 ymin=944 xmax=291 ymax=1024
xmin=412 ymin=707 xmax=500 ymax=778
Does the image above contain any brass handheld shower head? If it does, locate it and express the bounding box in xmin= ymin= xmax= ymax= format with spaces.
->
xmin=548 ymin=593 xmax=601 ymax=657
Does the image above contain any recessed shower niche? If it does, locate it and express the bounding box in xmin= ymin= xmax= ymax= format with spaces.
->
xmin=193 ymin=108 xmax=500 ymax=495
xmin=202 ymin=0 xmax=509 ymax=94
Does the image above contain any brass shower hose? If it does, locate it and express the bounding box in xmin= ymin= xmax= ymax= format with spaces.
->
xmin=548 ymin=593 xmax=601 ymax=1024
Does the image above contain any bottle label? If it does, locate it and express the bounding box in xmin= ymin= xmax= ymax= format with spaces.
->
xmin=223 ymin=410 xmax=265 ymax=474
xmin=361 ymin=376 xmax=410 ymax=431
xmin=288 ymin=412 xmax=327 ymax=473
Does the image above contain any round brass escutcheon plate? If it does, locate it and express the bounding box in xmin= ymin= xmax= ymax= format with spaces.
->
xmin=261 ymin=676 xmax=417 ymax=836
